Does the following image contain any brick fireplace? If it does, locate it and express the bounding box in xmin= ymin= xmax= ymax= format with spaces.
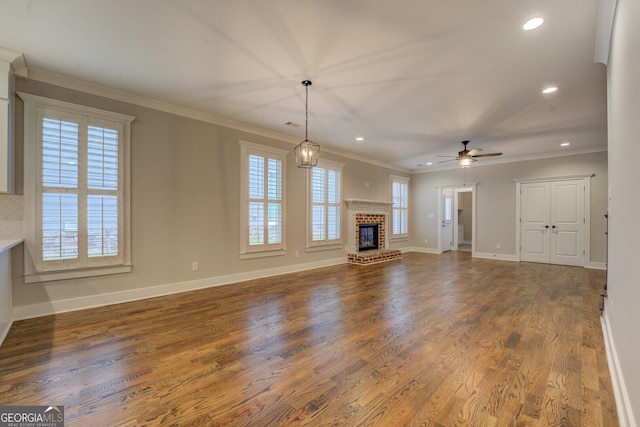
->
xmin=345 ymin=199 xmax=401 ymax=265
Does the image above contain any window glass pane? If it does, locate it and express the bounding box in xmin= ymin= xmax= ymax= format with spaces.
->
xmin=88 ymin=125 xmax=119 ymax=190
xmin=312 ymin=168 xmax=325 ymax=203
xmin=42 ymin=118 xmax=79 ymax=188
xmin=401 ymin=183 xmax=408 ymax=208
xmin=267 ymin=203 xmax=282 ymax=244
xmin=312 ymin=205 xmax=326 ymax=241
xmin=328 ymin=170 xmax=340 ymax=204
xmin=400 ymin=210 xmax=408 ymax=234
xmin=248 ymin=202 xmax=264 ymax=245
xmin=328 ymin=206 xmax=340 ymax=240
xmin=393 ymin=210 xmax=401 ymax=234
xmin=248 ymin=154 xmax=264 ymax=199
xmin=391 ymin=179 xmax=408 ymax=235
xmin=444 ymin=198 xmax=453 ymax=222
xmin=267 ymin=158 xmax=282 ymax=201
xmin=42 ymin=193 xmax=78 ymax=260
xmin=87 ymin=195 xmax=119 ymax=257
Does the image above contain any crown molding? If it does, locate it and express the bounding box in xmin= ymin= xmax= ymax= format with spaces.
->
xmin=0 ymin=47 xmax=27 ymax=77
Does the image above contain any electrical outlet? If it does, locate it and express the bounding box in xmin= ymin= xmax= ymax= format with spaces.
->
xmin=496 ymin=243 xmax=501 ymax=249
xmin=295 ymin=250 xmax=299 ymax=257
xmin=191 ymin=261 xmax=199 ymax=271
xmin=424 ymin=239 xmax=428 ymax=244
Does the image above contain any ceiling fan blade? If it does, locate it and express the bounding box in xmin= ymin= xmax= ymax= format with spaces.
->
xmin=472 ymin=152 xmax=502 ymax=158
xmin=467 ymin=148 xmax=483 ymax=156
xmin=438 ymin=159 xmax=458 ymax=163
xmin=436 ymin=155 xmax=457 ymax=158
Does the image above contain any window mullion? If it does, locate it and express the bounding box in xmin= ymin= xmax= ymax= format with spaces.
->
xmin=77 ymin=116 xmax=89 ymax=266
xmin=324 ymin=169 xmax=329 ymax=238
xmin=263 ymin=157 xmax=269 ymax=246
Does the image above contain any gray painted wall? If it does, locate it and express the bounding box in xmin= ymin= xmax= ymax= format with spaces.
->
xmin=11 ymin=78 xmax=409 ymax=311
xmin=606 ymin=0 xmax=640 ymax=422
xmin=411 ymin=151 xmax=608 ymax=262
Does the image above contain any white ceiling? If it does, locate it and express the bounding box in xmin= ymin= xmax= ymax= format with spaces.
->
xmin=0 ymin=0 xmax=607 ymax=172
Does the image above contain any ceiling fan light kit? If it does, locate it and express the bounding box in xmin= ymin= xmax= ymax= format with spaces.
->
xmin=458 ymin=156 xmax=476 ymax=168
xmin=294 ymin=80 xmax=320 ymax=168
xmin=438 ymin=140 xmax=503 ymax=168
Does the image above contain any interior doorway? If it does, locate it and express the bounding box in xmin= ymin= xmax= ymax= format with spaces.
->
xmin=455 ymin=187 xmax=473 ymax=252
xmin=438 ymin=184 xmax=476 ymax=254
xmin=441 ymin=188 xmax=454 ymax=252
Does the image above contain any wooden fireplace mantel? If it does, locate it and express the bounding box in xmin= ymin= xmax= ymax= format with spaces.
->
xmin=344 ymin=199 xmax=393 ymax=213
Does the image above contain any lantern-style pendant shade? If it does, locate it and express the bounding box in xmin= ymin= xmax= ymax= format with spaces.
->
xmin=294 ymin=139 xmax=320 ymax=168
xmin=295 ymin=80 xmax=320 ymax=168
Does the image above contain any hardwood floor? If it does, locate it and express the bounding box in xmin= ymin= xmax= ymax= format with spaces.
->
xmin=0 ymin=252 xmax=618 ymax=426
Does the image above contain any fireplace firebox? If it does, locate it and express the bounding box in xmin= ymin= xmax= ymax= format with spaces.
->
xmin=358 ymin=223 xmax=379 ymax=252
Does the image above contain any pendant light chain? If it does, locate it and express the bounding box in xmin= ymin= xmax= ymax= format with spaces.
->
xmin=305 ymin=83 xmax=309 ymax=141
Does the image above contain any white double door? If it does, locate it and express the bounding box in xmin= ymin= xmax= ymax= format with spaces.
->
xmin=520 ymin=179 xmax=585 ymax=266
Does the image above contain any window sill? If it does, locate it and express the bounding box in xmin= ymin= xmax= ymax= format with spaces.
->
xmin=240 ymin=249 xmax=286 ymax=259
xmin=24 ymin=264 xmax=132 ymax=284
xmin=389 ymin=235 xmax=409 ymax=243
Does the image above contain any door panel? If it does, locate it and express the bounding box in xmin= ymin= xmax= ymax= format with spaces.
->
xmin=549 ymin=180 xmax=584 ymax=266
xmin=441 ymin=189 xmax=453 ymax=251
xmin=555 ymin=230 xmax=580 ymax=256
xmin=520 ymin=182 xmax=550 ymax=263
xmin=524 ymin=230 xmax=546 ymax=255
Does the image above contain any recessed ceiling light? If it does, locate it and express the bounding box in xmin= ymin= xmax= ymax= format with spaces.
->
xmin=523 ymin=17 xmax=544 ymax=31
xmin=426 ymin=162 xmax=433 ymax=166
xmin=542 ymin=86 xmax=558 ymax=94
xmin=561 ymin=142 xmax=570 ymax=147
xmin=356 ymin=137 xmax=364 ymax=141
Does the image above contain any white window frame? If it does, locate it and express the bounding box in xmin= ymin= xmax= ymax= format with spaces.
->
xmin=239 ymin=140 xmax=288 ymax=259
xmin=306 ymin=158 xmax=344 ymax=251
xmin=19 ymin=93 xmax=134 ymax=283
xmin=390 ymin=174 xmax=409 ymax=241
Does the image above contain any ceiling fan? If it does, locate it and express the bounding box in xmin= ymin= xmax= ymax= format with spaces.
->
xmin=438 ymin=140 xmax=502 ymax=167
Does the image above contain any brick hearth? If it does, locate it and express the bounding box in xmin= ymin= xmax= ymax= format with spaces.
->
xmin=348 ymin=249 xmax=402 ymax=265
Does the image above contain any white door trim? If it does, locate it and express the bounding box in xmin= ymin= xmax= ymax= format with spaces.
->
xmin=516 ymin=177 xmax=592 ymax=266
xmin=437 ymin=183 xmax=477 ymax=255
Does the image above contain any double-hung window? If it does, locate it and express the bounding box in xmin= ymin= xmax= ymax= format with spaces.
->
xmin=239 ymin=141 xmax=287 ymax=258
xmin=308 ymin=159 xmax=344 ymax=250
xmin=20 ymin=93 xmax=134 ymax=283
xmin=390 ymin=175 xmax=409 ymax=240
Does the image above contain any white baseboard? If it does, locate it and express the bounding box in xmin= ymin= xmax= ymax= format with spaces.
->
xmin=13 ymin=256 xmax=347 ymax=320
xmin=404 ymin=247 xmax=442 ymax=254
xmin=473 ymin=251 xmax=519 ymax=262
xmin=601 ymin=313 xmax=636 ymax=427
xmin=585 ymin=261 xmax=607 ymax=270
xmin=0 ymin=320 xmax=12 ymax=347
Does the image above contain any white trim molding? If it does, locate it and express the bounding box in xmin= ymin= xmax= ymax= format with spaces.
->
xmin=473 ymin=252 xmax=519 ymax=262
xmin=601 ymin=314 xmax=635 ymax=427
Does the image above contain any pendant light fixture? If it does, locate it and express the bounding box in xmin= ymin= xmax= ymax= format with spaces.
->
xmin=294 ymin=80 xmax=320 ymax=168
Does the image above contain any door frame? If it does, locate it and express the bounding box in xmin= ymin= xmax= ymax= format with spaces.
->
xmin=515 ymin=174 xmax=593 ymax=265
xmin=437 ymin=183 xmax=477 ymax=254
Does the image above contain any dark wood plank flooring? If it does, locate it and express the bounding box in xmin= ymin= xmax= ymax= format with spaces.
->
xmin=0 ymin=252 xmax=619 ymax=426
